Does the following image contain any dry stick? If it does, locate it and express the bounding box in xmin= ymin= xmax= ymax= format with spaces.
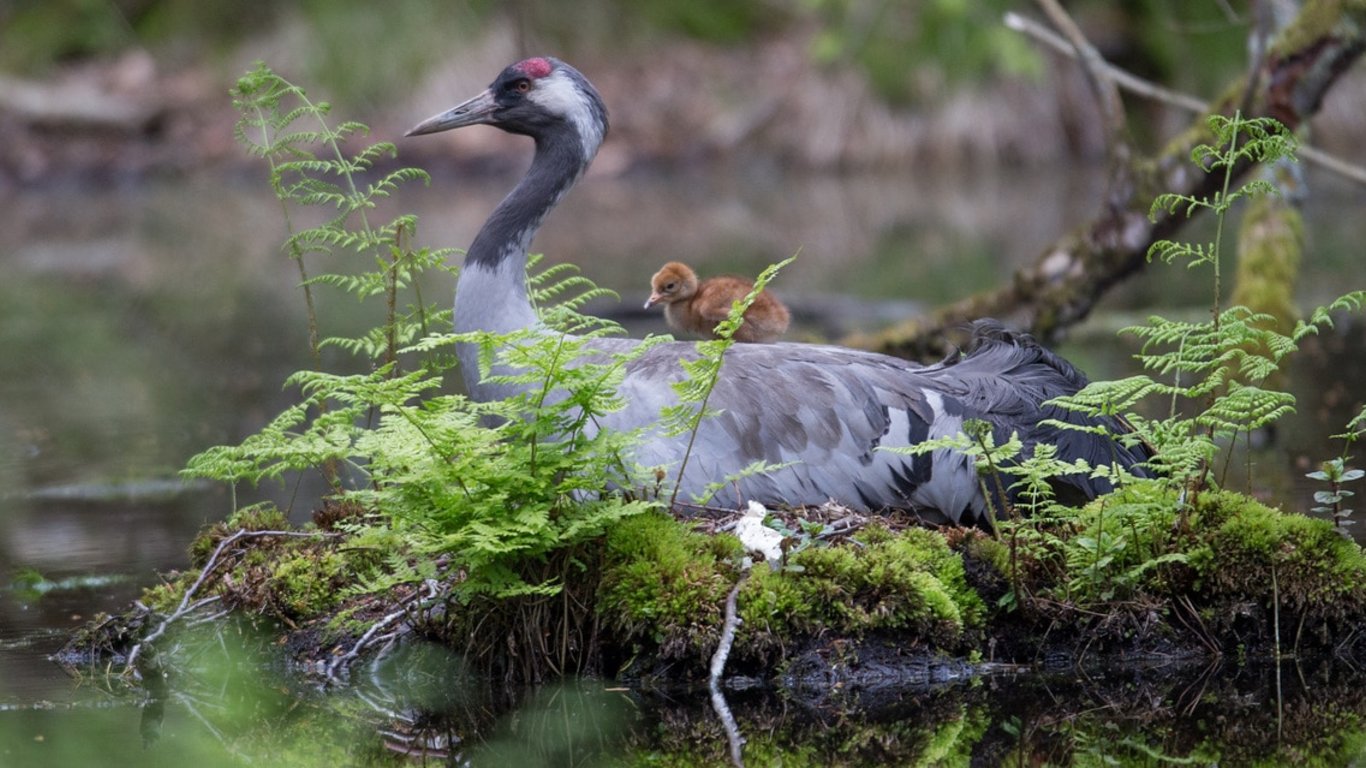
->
xmin=326 ymin=579 xmax=440 ymax=683
xmin=677 ymin=500 xmax=755 ymax=518
xmin=710 ymin=684 xmax=745 ymax=768
xmin=1034 ymin=0 xmax=1126 ymax=147
xmin=1273 ymin=565 xmax=1283 ymax=660
xmin=709 ymin=569 xmax=749 ymax=768
xmin=125 ymin=529 xmax=339 ymax=674
xmin=1004 ymin=11 xmax=1366 ymax=186
xmin=709 ymin=572 xmax=747 ymax=686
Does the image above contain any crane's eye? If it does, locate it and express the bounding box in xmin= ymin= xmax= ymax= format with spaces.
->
xmin=512 ymin=79 xmax=531 ymax=94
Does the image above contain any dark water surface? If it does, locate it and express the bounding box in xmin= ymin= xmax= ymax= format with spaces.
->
xmin=2 ymin=162 xmax=1364 ymax=765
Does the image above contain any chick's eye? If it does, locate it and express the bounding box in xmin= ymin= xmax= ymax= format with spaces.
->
xmin=664 ymin=282 xmax=676 ymax=291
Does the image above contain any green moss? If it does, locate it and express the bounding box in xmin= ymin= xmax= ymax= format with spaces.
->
xmin=961 ymin=531 xmax=1010 ymax=576
xmin=1189 ymin=490 xmax=1366 ymax=618
xmin=598 ymin=517 xmax=988 ymax=661
xmin=138 ymin=572 xmax=198 ymax=614
xmin=270 ymin=549 xmax=351 ymax=617
xmin=189 ymin=503 xmax=291 ymax=566
xmin=855 ymin=522 xmax=897 ymax=545
xmin=598 ymin=512 xmax=741 ymax=658
xmin=1233 ymin=195 xmax=1304 ymax=333
xmin=739 ymin=527 xmax=984 ymax=655
xmin=1006 ymin=481 xmax=1366 ymax=637
xmin=1271 ymin=0 xmax=1366 ymax=60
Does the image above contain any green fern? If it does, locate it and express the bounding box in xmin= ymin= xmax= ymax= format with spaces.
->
xmin=187 ymin=63 xmax=676 ymax=604
xmin=1056 ymin=113 xmax=1363 ymax=498
xmin=231 ymin=62 xmax=455 ymax=372
xmin=184 ymin=257 xmax=661 ymax=600
xmin=887 ymin=113 xmax=1360 ymax=612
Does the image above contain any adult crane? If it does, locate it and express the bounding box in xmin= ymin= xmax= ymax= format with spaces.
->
xmin=407 ymin=56 xmax=1147 ymax=526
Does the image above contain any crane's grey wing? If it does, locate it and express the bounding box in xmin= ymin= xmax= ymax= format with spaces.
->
xmin=612 ymin=341 xmax=987 ymax=523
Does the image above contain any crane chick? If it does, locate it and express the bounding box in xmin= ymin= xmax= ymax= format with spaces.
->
xmin=645 ymin=261 xmax=790 ymax=343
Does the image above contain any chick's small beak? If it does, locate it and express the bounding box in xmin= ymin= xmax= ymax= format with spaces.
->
xmin=644 ymin=293 xmax=663 ymax=309
xmin=406 ymin=88 xmax=499 ymax=136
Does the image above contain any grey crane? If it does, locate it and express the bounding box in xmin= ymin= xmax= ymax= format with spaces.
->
xmin=407 ymin=56 xmax=1148 ymax=526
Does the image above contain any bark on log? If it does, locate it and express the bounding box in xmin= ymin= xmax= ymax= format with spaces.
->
xmin=845 ymin=0 xmax=1366 ymax=360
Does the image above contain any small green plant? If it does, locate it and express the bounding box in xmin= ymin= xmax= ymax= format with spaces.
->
xmin=764 ymin=514 xmax=827 ymax=570
xmin=1309 ymin=458 xmax=1362 ymax=532
xmin=1308 ymin=407 xmax=1366 ymax=533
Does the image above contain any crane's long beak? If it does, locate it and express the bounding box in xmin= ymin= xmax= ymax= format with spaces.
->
xmin=406 ymin=88 xmax=499 ymax=136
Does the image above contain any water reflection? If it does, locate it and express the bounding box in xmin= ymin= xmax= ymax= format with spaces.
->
xmin=23 ymin=624 xmax=1366 ymax=766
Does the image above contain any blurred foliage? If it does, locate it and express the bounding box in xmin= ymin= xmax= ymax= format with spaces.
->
xmin=804 ymin=0 xmax=1045 ymax=104
xmin=293 ymin=0 xmax=491 ymax=108
xmin=628 ymin=0 xmax=784 ymax=42
xmin=1120 ymin=0 xmax=1253 ymax=93
xmin=0 ymin=0 xmax=283 ymax=71
xmin=1 ymin=0 xmax=1259 ymax=111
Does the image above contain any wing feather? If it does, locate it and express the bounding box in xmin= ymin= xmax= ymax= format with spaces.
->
xmin=600 ymin=321 xmax=1147 ymax=523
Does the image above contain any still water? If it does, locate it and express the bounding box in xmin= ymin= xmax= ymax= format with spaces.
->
xmin=2 ymin=160 xmax=1364 ymax=765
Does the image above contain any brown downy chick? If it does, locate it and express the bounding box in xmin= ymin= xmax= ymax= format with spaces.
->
xmin=644 ymin=261 xmax=790 ymax=343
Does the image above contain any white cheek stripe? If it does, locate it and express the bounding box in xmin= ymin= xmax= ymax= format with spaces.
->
xmin=529 ymin=71 xmax=603 ymax=161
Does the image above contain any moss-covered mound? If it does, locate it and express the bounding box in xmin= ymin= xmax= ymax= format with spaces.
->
xmin=1191 ymin=489 xmax=1366 ymax=618
xmin=598 ymin=512 xmax=986 ymax=673
xmin=969 ymin=483 xmax=1366 ymax=661
xmin=64 ymin=481 xmax=1366 ymax=686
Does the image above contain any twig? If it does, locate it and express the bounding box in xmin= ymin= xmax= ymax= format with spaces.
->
xmin=1004 ymin=10 xmax=1366 ymax=186
xmin=1005 ymin=12 xmax=1205 ymax=112
xmin=709 ymin=569 xmax=749 ymax=767
xmin=1272 ymin=565 xmax=1284 ymax=660
xmin=709 ymin=572 xmax=747 ymax=686
xmin=710 ymin=685 xmax=745 ymax=768
xmin=1034 ymin=0 xmax=1126 ymax=148
xmin=325 ymin=579 xmax=440 ymax=684
xmin=180 ymin=600 xmax=230 ymax=628
xmin=1172 ymin=594 xmax=1221 ymax=655
xmin=672 ymin=500 xmax=749 ymax=517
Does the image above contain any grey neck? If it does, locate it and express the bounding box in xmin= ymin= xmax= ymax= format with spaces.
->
xmin=454 ymin=130 xmax=594 ymax=401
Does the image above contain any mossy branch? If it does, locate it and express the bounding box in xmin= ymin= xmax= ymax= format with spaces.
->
xmin=850 ymin=0 xmax=1365 ymax=359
